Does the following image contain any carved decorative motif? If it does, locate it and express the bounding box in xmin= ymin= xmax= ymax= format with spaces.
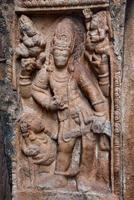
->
xmin=16 ymin=0 xmax=109 ymax=8
xmin=12 ymin=1 xmax=120 ymax=199
xmin=113 ymin=71 xmax=122 ymax=195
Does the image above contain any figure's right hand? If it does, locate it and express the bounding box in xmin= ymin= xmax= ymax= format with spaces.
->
xmin=50 ymin=98 xmax=59 ymax=111
xmin=16 ymin=43 xmax=29 ymax=58
xmin=21 ymin=58 xmax=37 ymax=76
xmin=50 ymin=98 xmax=68 ymax=111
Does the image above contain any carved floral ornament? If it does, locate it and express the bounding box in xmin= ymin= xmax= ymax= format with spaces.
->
xmin=12 ymin=1 xmax=120 ymax=199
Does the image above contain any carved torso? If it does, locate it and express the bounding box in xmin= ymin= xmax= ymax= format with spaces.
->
xmin=50 ymin=71 xmax=81 ymax=106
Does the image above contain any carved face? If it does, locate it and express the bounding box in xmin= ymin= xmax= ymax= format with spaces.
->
xmin=90 ymin=16 xmax=98 ymax=30
xmin=20 ymin=15 xmax=36 ymax=37
xmin=53 ymin=46 xmax=71 ymax=68
xmin=53 ymin=18 xmax=75 ymax=68
xmin=20 ymin=121 xmax=28 ymax=134
xmin=20 ymin=113 xmax=45 ymax=135
xmin=53 ymin=34 xmax=72 ymax=68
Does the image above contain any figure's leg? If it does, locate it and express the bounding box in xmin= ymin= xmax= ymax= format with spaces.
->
xmin=80 ymin=131 xmax=97 ymax=177
xmin=63 ymin=138 xmax=81 ymax=177
xmin=56 ymin=118 xmax=78 ymax=174
xmin=56 ymin=138 xmax=76 ymax=173
xmin=97 ymin=135 xmax=110 ymax=189
xmin=77 ymin=131 xmax=97 ymax=192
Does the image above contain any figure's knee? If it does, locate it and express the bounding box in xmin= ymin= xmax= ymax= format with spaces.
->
xmin=82 ymin=134 xmax=96 ymax=151
xmin=58 ymin=139 xmax=75 ymax=154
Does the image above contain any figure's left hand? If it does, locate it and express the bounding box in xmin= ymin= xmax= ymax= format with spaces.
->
xmin=91 ymin=114 xmax=111 ymax=137
xmin=91 ymin=54 xmax=109 ymax=75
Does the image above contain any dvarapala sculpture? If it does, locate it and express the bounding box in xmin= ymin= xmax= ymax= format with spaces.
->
xmin=13 ymin=2 xmax=117 ymax=199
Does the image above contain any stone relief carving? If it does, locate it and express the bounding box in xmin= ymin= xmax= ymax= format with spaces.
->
xmin=20 ymin=113 xmax=56 ymax=166
xmin=84 ymin=9 xmax=112 ymax=98
xmin=12 ymin=1 xmax=118 ymax=199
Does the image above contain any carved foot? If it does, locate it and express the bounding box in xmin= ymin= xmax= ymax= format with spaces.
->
xmin=55 ymin=167 xmax=80 ymax=177
xmin=37 ymin=173 xmax=68 ymax=190
xmin=77 ymin=176 xmax=110 ymax=193
xmin=77 ymin=176 xmax=94 ymax=192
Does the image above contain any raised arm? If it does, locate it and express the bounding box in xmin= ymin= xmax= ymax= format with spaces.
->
xmin=78 ymin=68 xmax=108 ymax=114
xmin=32 ymin=68 xmax=52 ymax=109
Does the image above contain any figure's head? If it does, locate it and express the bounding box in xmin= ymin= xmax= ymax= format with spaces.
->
xmin=19 ymin=15 xmax=36 ymax=37
xmin=90 ymin=11 xmax=108 ymax=31
xmin=19 ymin=112 xmax=44 ymax=135
xmin=53 ymin=18 xmax=76 ymax=68
xmin=90 ymin=15 xmax=99 ymax=30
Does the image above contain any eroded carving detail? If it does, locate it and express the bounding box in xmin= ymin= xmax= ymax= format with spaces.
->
xmin=16 ymin=0 xmax=109 ymax=8
xmin=83 ymin=8 xmax=113 ymax=98
xmin=113 ymin=71 xmax=122 ymax=195
xmin=13 ymin=3 xmax=118 ymax=199
xmin=20 ymin=113 xmax=56 ymax=165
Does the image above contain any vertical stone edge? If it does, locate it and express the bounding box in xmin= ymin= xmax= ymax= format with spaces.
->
xmin=0 ymin=0 xmax=18 ymax=199
xmin=122 ymin=0 xmax=134 ymax=200
xmin=110 ymin=0 xmax=127 ymax=198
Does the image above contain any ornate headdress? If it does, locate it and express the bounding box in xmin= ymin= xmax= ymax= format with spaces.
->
xmin=53 ymin=18 xmax=76 ymax=52
xmin=19 ymin=15 xmax=36 ymax=36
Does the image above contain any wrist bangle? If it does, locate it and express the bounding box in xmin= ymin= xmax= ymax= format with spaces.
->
xmin=98 ymin=73 xmax=109 ymax=78
xmin=92 ymin=100 xmax=104 ymax=106
xmin=94 ymin=111 xmax=106 ymax=117
xmin=20 ymin=75 xmax=31 ymax=79
xmin=19 ymin=81 xmax=31 ymax=86
xmin=99 ymin=81 xmax=109 ymax=86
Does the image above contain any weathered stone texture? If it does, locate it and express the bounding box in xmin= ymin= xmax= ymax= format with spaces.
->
xmin=0 ymin=113 xmax=11 ymax=200
xmin=122 ymin=1 xmax=134 ymax=200
xmin=14 ymin=190 xmax=117 ymax=200
xmin=0 ymin=0 xmax=17 ymax=199
xmin=0 ymin=0 xmax=134 ymax=200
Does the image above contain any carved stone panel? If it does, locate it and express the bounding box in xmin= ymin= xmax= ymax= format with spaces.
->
xmin=9 ymin=1 xmax=124 ymax=199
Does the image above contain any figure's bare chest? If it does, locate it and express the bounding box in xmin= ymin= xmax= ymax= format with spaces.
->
xmin=50 ymin=72 xmax=77 ymax=92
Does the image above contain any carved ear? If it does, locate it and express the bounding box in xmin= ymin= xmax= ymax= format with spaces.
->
xmin=70 ymin=35 xmax=76 ymax=55
xmin=51 ymin=39 xmax=55 ymax=52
